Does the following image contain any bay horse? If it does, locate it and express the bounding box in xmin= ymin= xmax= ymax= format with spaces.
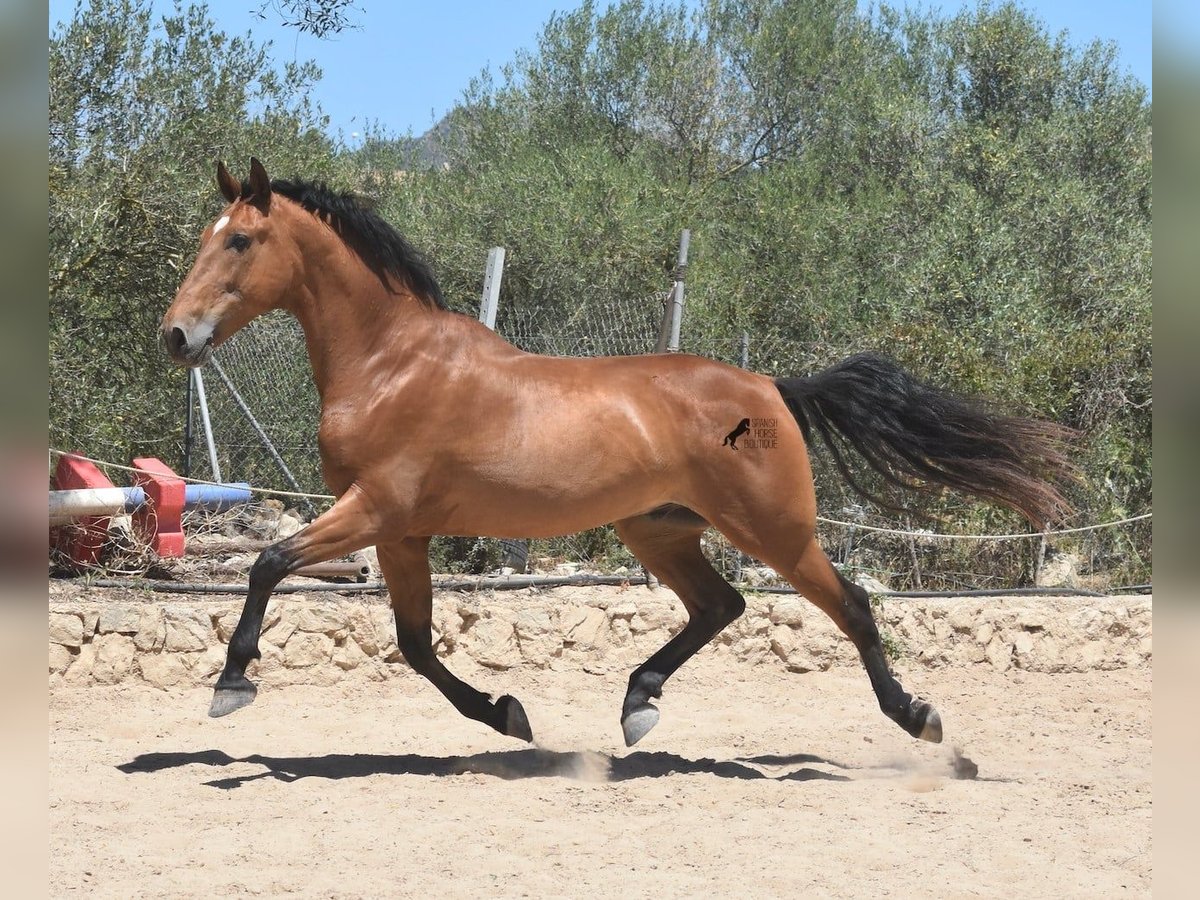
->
xmin=161 ymin=158 xmax=1073 ymax=748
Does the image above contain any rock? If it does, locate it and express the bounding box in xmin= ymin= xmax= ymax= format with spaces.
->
xmin=1035 ymin=636 xmax=1062 ymax=671
xmin=333 ymin=637 xmax=368 ymax=671
xmin=214 ymin=610 xmax=240 ymax=643
xmin=975 ymin=622 xmax=994 ymax=646
xmin=769 ymin=596 xmax=807 ymax=627
xmin=1077 ymin=640 xmax=1108 ymax=670
xmin=1012 ymin=631 xmax=1035 ymax=660
xmin=985 ymin=637 xmax=1012 ymax=672
xmin=432 ymin=605 xmax=461 ymax=652
xmin=1016 ymin=608 xmax=1048 ymax=632
xmin=947 ymin=604 xmax=976 ymax=633
xmin=276 ymin=512 xmax=306 ymax=539
xmin=49 ymin=613 xmax=84 ymax=648
xmin=561 ymin=606 xmax=607 ymax=648
xmin=163 ymin=608 xmax=211 ymax=652
xmin=468 ymin=618 xmax=519 ymax=670
xmin=515 ymin=607 xmax=553 ymax=637
xmin=92 ymin=633 xmax=136 ymax=684
xmin=634 ymin=598 xmax=681 ymax=632
xmin=134 ymin=607 xmax=166 ymax=652
xmin=610 ymin=617 xmax=632 ymax=644
xmin=139 ymin=653 xmax=190 ymax=689
xmin=741 ymin=565 xmax=780 ymax=587
xmin=607 ymin=601 xmax=637 ymax=619
xmin=370 ymin=607 xmax=401 ymax=660
xmin=1037 ymin=551 xmax=1080 ymax=587
xmin=284 ymin=632 xmax=334 ymax=668
xmin=63 ymin=643 xmax=96 ymax=683
xmin=296 ymin=606 xmax=348 ymax=636
xmin=49 ymin=642 xmax=73 ymax=675
xmin=345 ymin=604 xmax=381 ymax=656
xmin=262 ymin=614 xmax=298 ymax=648
xmin=97 ymin=606 xmax=141 ymax=635
xmin=251 ymin=641 xmax=287 ymax=677
xmin=1069 ymin=607 xmax=1104 ymax=640
xmin=932 ymin=619 xmax=952 ymax=644
xmin=769 ymin=624 xmax=800 ymax=666
xmin=193 ymin=646 xmax=227 ymax=680
xmin=513 ymin=608 xmax=561 ymax=667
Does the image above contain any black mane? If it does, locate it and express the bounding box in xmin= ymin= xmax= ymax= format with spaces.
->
xmin=241 ymin=177 xmax=446 ymax=309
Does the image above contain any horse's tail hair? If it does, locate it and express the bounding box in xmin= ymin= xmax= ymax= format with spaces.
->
xmin=775 ymin=353 xmax=1078 ymax=528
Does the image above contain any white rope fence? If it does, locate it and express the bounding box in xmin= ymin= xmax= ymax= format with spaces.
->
xmin=815 ymin=512 xmax=1151 ymax=541
xmin=51 ymin=448 xmax=1150 ymax=543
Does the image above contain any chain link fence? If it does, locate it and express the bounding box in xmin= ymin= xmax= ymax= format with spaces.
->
xmin=184 ymin=248 xmax=1150 ymax=591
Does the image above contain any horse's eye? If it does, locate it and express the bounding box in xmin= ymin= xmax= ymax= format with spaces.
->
xmin=226 ymin=233 xmax=251 ymax=253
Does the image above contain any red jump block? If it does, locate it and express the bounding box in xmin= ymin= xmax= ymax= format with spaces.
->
xmin=131 ymin=457 xmax=186 ymax=558
xmin=51 ymin=454 xmax=116 ymax=567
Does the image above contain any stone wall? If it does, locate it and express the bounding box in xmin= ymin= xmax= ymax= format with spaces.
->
xmin=47 ymin=585 xmax=1152 ymax=688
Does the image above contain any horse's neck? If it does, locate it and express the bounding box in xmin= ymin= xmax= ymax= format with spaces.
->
xmin=288 ymin=273 xmax=443 ymax=404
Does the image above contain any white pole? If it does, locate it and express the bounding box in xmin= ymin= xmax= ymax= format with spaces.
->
xmin=667 ymin=229 xmax=690 ymax=352
xmin=49 ymin=487 xmax=133 ymax=523
xmin=478 ymin=246 xmax=506 ymax=330
xmin=192 ymin=368 xmax=222 ymax=483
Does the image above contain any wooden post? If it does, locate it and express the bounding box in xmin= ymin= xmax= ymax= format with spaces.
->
xmin=478 ymin=246 xmax=505 ymax=330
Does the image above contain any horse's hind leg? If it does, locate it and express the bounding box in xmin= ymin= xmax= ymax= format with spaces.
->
xmin=212 ymin=485 xmax=380 ymax=717
xmin=376 ymin=537 xmax=533 ymax=741
xmin=722 ymin=522 xmax=942 ymax=743
xmin=614 ymin=509 xmax=746 ymax=747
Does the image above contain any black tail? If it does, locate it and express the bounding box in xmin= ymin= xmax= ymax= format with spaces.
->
xmin=775 ymin=354 xmax=1077 ymax=528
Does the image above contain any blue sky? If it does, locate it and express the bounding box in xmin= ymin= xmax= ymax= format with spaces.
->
xmin=50 ymin=1 xmax=1152 ymax=143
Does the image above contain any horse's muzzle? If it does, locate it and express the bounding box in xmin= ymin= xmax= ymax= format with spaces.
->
xmin=162 ymin=324 xmax=214 ymax=368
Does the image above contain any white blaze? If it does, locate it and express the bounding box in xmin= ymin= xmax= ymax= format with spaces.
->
xmin=213 ymin=215 xmax=230 ymax=234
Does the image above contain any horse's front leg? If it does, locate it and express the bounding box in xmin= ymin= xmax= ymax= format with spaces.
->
xmin=210 ymin=485 xmax=381 ymax=717
xmin=378 ymin=537 xmax=533 ymax=741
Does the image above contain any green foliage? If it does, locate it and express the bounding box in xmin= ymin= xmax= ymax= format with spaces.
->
xmin=357 ymin=0 xmax=1150 ymax=584
xmin=49 ymin=0 xmax=335 ymax=466
xmin=49 ymin=0 xmax=1151 ymax=586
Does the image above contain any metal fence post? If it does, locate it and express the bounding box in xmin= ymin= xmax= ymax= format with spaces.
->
xmin=667 ymin=229 xmax=690 ymax=352
xmin=192 ymin=368 xmax=222 ymax=483
xmin=183 ymin=368 xmax=195 ymax=477
xmin=476 ymin=247 xmax=527 ymax=572
xmin=479 ymin=247 xmax=505 ymax=330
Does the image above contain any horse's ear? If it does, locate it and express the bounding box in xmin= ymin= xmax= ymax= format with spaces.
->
xmin=248 ymin=156 xmax=272 ymax=208
xmin=216 ymin=160 xmax=240 ymax=203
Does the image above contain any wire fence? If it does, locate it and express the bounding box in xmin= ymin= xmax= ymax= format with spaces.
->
xmin=500 ymin=288 xmax=670 ymax=358
xmin=176 ymin=244 xmax=1151 ymax=593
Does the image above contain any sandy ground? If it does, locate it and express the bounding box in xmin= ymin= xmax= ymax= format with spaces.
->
xmin=49 ymin=651 xmax=1150 ymax=899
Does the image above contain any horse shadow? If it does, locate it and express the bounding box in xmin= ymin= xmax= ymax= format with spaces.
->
xmin=117 ymin=747 xmax=857 ymax=790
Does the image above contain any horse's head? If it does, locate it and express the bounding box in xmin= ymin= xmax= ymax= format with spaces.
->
xmin=161 ymin=158 xmax=297 ymax=367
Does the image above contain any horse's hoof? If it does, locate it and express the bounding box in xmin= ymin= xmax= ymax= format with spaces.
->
xmin=621 ymin=704 xmax=660 ymax=747
xmin=913 ymin=700 xmax=943 ymax=743
xmin=497 ymin=695 xmax=533 ymax=742
xmin=209 ymin=677 xmax=257 ymax=718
